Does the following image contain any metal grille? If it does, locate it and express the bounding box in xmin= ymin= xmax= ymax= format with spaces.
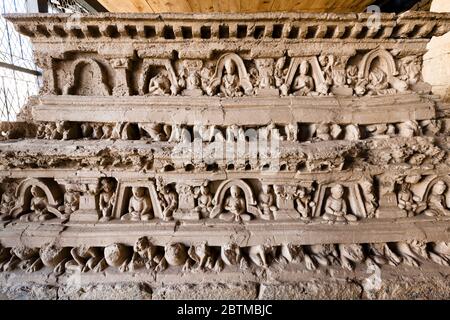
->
xmin=0 ymin=1 xmax=93 ymax=121
xmin=48 ymin=0 xmax=90 ymax=13
xmin=0 ymin=0 xmax=40 ymax=121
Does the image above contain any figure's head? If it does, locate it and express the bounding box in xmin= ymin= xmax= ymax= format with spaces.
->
xmin=6 ymin=183 xmax=15 ymax=194
xmin=132 ymin=186 xmax=145 ymax=198
xmin=300 ymin=61 xmax=310 ymax=75
xmin=369 ymin=67 xmax=386 ymax=84
xmin=162 ymin=185 xmax=171 ymax=194
xmin=56 ymin=121 xmax=64 ymax=130
xmin=230 ymin=185 xmax=241 ymax=198
xmin=400 ymin=183 xmax=409 ymax=192
xmin=224 ymin=59 xmax=235 ymax=75
xmin=317 ymin=123 xmax=330 ymax=134
xmin=200 ymin=185 xmax=210 ymax=195
xmin=318 ymin=55 xmax=328 ymax=67
xmin=330 ymin=184 xmax=344 ymax=199
xmin=164 ymin=242 xmax=187 ymax=266
xmin=276 ymin=56 xmax=286 ymax=69
xmin=261 ymin=185 xmax=271 ymax=193
xmin=134 ymin=236 xmax=149 ymax=252
xmin=273 ymin=185 xmax=283 ymax=195
xmin=346 ymin=65 xmax=358 ymax=77
xmin=297 ymin=187 xmax=306 ymax=198
xmin=361 ymin=180 xmax=373 ymax=193
xmin=101 ymin=179 xmax=113 ymax=192
xmin=432 ymin=180 xmax=447 ymax=195
xmin=65 ymin=184 xmax=76 ymax=193
xmin=31 ymin=185 xmax=45 ymax=198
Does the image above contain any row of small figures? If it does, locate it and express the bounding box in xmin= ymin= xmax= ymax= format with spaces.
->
xmin=1 ymin=239 xmax=449 ymax=276
xmin=33 ymin=119 xmax=442 ymax=142
xmin=0 ymin=180 xmax=366 ymax=224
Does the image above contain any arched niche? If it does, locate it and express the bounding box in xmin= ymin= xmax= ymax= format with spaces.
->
xmin=210 ymin=179 xmax=261 ymax=218
xmin=207 ymin=53 xmax=253 ymax=95
xmin=139 ymin=58 xmax=179 ymax=95
xmin=358 ymin=48 xmax=398 ymax=80
xmin=284 ymin=56 xmax=326 ymax=93
xmin=10 ymin=178 xmax=63 ymax=219
xmin=313 ymin=182 xmax=366 ymax=219
xmin=62 ymin=58 xmax=111 ymax=96
xmin=112 ymin=180 xmax=162 ymax=220
xmin=411 ymin=175 xmax=450 ymax=208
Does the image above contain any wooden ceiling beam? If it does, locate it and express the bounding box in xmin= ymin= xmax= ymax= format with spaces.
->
xmin=97 ymin=0 xmax=381 ymax=13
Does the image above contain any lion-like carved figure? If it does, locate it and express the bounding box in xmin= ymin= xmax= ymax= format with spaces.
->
xmin=188 ymin=242 xmax=215 ymax=271
xmin=39 ymin=243 xmax=70 ymax=275
xmin=304 ymin=244 xmax=339 ymax=271
xmin=427 ymin=242 xmax=450 ymax=266
xmin=128 ymin=236 xmax=162 ymax=271
xmin=279 ymin=243 xmax=304 ymax=264
xmin=3 ymin=246 xmax=42 ymax=273
xmin=391 ymin=240 xmax=428 ymax=267
xmin=338 ymin=243 xmax=366 ymax=271
xmin=65 ymin=246 xmax=107 ymax=273
xmin=214 ymin=242 xmax=248 ymax=272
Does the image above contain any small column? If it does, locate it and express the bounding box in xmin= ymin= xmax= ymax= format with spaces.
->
xmin=70 ymin=179 xmax=100 ymax=222
xmin=273 ymin=184 xmax=299 ymax=220
xmin=34 ymin=53 xmax=56 ymax=95
xmin=174 ymin=183 xmax=199 ymax=220
xmin=254 ymin=58 xmax=279 ymax=96
xmin=109 ymin=57 xmax=131 ymax=96
xmin=377 ymin=174 xmax=406 ymax=219
xmin=180 ymin=59 xmax=203 ymax=96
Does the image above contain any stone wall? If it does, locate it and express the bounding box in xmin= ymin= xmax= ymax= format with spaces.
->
xmin=0 ymin=12 xmax=450 ymax=300
xmin=423 ymin=0 xmax=450 ymax=101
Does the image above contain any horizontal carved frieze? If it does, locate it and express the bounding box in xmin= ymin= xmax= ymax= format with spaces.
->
xmin=6 ymin=12 xmax=450 ymax=42
xmin=0 ymin=240 xmax=449 ymax=276
xmin=0 ymin=172 xmax=449 ymax=225
xmin=0 ymin=136 xmax=445 ymax=172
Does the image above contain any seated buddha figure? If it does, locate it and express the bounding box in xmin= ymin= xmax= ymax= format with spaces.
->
xmin=322 ymin=184 xmax=357 ymax=224
xmin=292 ymin=61 xmax=315 ymax=96
xmin=121 ymin=187 xmax=153 ymax=221
xmin=219 ymin=186 xmax=252 ymax=222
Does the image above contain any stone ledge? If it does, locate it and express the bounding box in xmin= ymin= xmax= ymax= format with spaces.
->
xmin=1 ymin=217 xmax=449 ymax=247
xmin=32 ymin=93 xmax=436 ymax=125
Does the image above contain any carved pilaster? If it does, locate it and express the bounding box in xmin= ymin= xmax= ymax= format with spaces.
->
xmin=377 ymin=174 xmax=407 ymax=219
xmin=34 ymin=53 xmax=56 ymax=95
xmin=109 ymin=57 xmax=132 ymax=96
xmin=69 ymin=179 xmax=100 ymax=222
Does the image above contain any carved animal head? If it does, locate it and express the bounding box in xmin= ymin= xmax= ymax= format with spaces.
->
xmin=134 ymin=236 xmax=150 ymax=253
xmin=431 ymin=180 xmax=447 ymax=196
